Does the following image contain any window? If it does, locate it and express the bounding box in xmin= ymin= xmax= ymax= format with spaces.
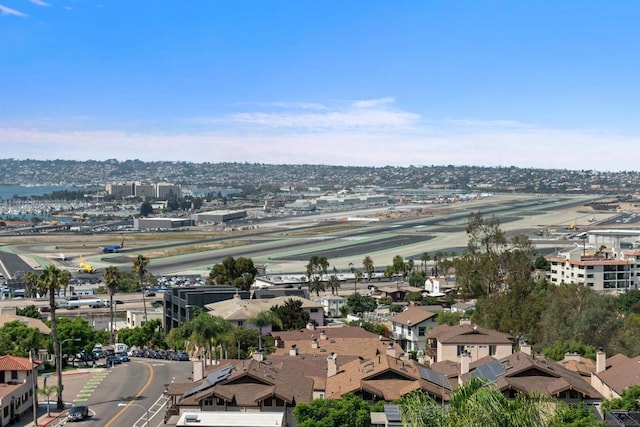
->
xmin=310 ymin=308 xmax=318 ymax=313
xmin=418 ymin=327 xmax=426 ymax=337
xmin=489 ymin=345 xmax=497 ymax=356
xmin=457 ymin=345 xmax=464 ymax=356
xmin=237 ymin=320 xmax=243 ymax=327
xmin=11 ymin=371 xmax=17 ymax=380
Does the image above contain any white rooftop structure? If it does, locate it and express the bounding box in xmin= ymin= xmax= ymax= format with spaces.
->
xmin=176 ymin=411 xmax=285 ymax=427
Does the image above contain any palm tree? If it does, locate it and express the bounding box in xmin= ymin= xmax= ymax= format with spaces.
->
xmin=309 ymin=276 xmax=325 ymax=297
xmin=38 ymin=384 xmax=59 ymax=417
xmin=22 ymin=271 xmax=39 ymax=298
xmin=102 ymin=266 xmax=120 ymax=344
xmin=190 ymin=314 xmax=231 ymax=365
xmin=362 ymin=256 xmax=374 ymax=281
xmin=39 ymin=265 xmax=65 ymax=409
xmin=249 ymin=311 xmax=283 ymax=351
xmin=354 ymin=270 xmax=363 ymax=294
xmin=133 ymin=254 xmax=150 ymax=323
xmin=328 ymin=267 xmax=340 ymax=295
xmin=421 ymin=252 xmax=431 ymax=274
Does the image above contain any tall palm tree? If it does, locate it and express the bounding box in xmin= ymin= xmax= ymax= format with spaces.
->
xmin=328 ymin=267 xmax=340 ymax=295
xmin=362 ymin=256 xmax=374 ymax=281
xmin=133 ymin=254 xmax=150 ymax=323
xmin=38 ymin=384 xmax=59 ymax=417
xmin=190 ymin=314 xmax=230 ymax=365
xmin=102 ymin=266 xmax=120 ymax=344
xmin=421 ymin=252 xmax=431 ymax=274
xmin=39 ymin=265 xmax=65 ymax=410
xmin=249 ymin=311 xmax=283 ymax=351
xmin=354 ymin=270 xmax=363 ymax=294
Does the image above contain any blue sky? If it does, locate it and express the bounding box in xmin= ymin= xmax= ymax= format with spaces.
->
xmin=1 ymin=1 xmax=639 ymax=171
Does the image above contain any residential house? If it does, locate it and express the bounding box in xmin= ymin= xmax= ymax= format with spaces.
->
xmin=204 ymin=295 xmax=324 ymax=331
xmin=319 ymin=295 xmax=345 ymax=317
xmin=272 ymin=325 xmax=403 ymax=362
xmin=389 ymin=307 xmax=438 ymax=353
xmin=0 ymin=355 xmax=41 ymax=427
xmin=426 ymin=320 xmax=514 ymax=364
xmin=164 ymin=356 xmax=313 ymax=427
xmin=467 ymin=351 xmax=602 ymax=405
xmin=376 ymin=285 xmax=424 ymax=303
xmin=591 ymin=349 xmax=640 ymax=399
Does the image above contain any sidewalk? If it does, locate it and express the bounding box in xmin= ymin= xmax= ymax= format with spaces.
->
xmin=26 ymin=367 xmax=107 ymax=427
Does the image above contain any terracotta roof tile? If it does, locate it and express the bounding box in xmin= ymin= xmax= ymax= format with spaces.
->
xmin=0 ymin=355 xmax=38 ymax=371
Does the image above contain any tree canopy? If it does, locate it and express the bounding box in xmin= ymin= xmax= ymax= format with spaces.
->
xmin=207 ymin=256 xmax=258 ymax=291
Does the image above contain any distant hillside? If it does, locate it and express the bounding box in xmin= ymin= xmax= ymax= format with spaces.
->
xmin=0 ymin=158 xmax=638 ymax=194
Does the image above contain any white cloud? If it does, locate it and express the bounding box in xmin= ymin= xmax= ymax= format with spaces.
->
xmin=0 ymin=4 xmax=28 ymax=16
xmin=28 ymin=0 xmax=50 ymax=6
xmin=351 ymin=97 xmax=396 ymax=109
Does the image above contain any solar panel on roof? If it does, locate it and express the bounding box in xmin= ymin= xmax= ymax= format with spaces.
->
xmin=183 ymin=364 xmax=234 ymax=398
xmin=417 ymin=366 xmax=451 ymax=390
xmin=384 ymin=404 xmax=402 ymax=422
xmin=469 ymin=360 xmax=506 ymax=382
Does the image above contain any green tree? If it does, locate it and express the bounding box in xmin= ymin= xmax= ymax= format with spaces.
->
xmin=327 ymin=268 xmax=340 ymax=296
xmin=117 ymin=319 xmax=165 ymax=349
xmin=421 ymin=252 xmax=431 ymax=274
xmin=392 ymin=255 xmax=406 ymax=278
xmin=617 ymin=289 xmax=640 ymax=314
xmin=437 ymin=311 xmax=463 ymax=326
xmin=15 ymin=304 xmax=42 ymax=320
xmin=23 ymin=271 xmax=40 ymax=298
xmin=399 ymin=378 xmax=551 ymax=427
xmin=38 ymin=384 xmax=60 ymax=417
xmin=363 ymin=256 xmax=375 ymax=281
xmin=548 ymin=402 xmax=603 ymax=427
xmin=102 ymin=266 xmax=121 ymax=344
xmin=249 ymin=311 xmax=283 ymax=351
xmin=0 ymin=320 xmax=45 ymax=356
xmin=270 ymin=299 xmax=310 ymax=330
xmin=140 ymin=200 xmax=153 ymax=217
xmin=454 ymin=212 xmax=536 ymax=298
xmin=342 ymin=293 xmax=377 ymax=316
xmin=294 ymin=393 xmax=372 ymax=427
xmin=207 ymin=256 xmax=258 ymax=291
xmin=306 ymin=256 xmax=329 ymax=296
xmin=542 ymin=341 xmax=597 ymax=361
xmin=189 ymin=314 xmax=231 ymax=365
xmin=133 ymin=254 xmax=150 ymax=324
xmin=602 ymin=384 xmax=640 ymax=411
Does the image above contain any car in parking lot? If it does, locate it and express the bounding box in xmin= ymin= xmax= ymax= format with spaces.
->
xmin=107 ymin=355 xmax=122 ymax=365
xmin=116 ymin=352 xmax=130 ymax=362
xmin=68 ymin=405 xmax=89 ymax=422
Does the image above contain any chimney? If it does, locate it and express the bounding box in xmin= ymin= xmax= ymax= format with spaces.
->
xmin=459 ymin=351 xmax=470 ymax=385
xmin=306 ymin=322 xmax=315 ymax=330
xmin=459 ymin=318 xmax=471 ymax=326
xmin=320 ymin=331 xmax=327 ymax=340
xmin=596 ymin=349 xmax=606 ymax=373
xmin=520 ymin=342 xmax=531 ymax=355
xmin=252 ymin=350 xmax=264 ymax=362
xmin=327 ymin=353 xmax=338 ymax=377
xmin=311 ymin=338 xmax=319 ymax=349
xmin=192 ymin=359 xmax=204 ymax=382
xmin=289 ymin=344 xmax=298 ymax=357
xmin=386 ymin=343 xmax=396 ymax=358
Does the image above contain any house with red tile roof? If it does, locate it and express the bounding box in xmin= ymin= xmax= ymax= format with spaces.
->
xmin=0 ymin=355 xmax=41 ymax=426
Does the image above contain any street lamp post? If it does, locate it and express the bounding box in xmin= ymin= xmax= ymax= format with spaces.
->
xmin=118 ymin=402 xmax=149 ymax=427
xmin=58 ymin=338 xmax=80 ymax=409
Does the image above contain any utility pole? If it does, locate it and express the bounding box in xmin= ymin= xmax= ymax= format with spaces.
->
xmin=31 ymin=349 xmax=39 ymax=426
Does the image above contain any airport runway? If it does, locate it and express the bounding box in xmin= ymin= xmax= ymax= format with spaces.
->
xmin=0 ymin=193 xmax=617 ymax=278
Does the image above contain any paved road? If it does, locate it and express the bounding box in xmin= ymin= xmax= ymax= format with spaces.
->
xmin=29 ymin=358 xmax=192 ymax=427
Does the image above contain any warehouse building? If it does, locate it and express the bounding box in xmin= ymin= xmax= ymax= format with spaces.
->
xmin=191 ymin=210 xmax=247 ymax=223
xmin=134 ymin=217 xmax=195 ymax=230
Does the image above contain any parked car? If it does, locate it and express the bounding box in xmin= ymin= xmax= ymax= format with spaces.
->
xmin=107 ymin=355 xmax=122 ymax=365
xmin=116 ymin=352 xmax=130 ymax=362
xmin=68 ymin=405 xmax=89 ymax=422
